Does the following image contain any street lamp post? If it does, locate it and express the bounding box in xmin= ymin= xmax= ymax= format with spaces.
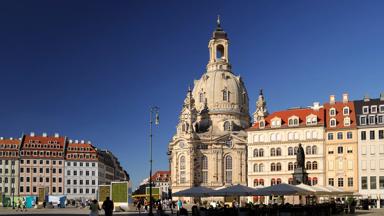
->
xmin=148 ymin=106 xmax=159 ymax=216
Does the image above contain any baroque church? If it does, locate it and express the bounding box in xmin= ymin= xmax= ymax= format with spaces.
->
xmin=168 ymin=19 xmax=259 ymax=193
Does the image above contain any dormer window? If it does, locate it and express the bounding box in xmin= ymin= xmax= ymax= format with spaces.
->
xmin=259 ymin=120 xmax=265 ymax=129
xmin=306 ymin=115 xmax=318 ymax=126
xmin=344 ymin=117 xmax=351 ymax=126
xmin=223 ymin=121 xmax=231 ymax=131
xmin=363 ymin=106 xmax=369 ymax=114
xmin=371 ymin=105 xmax=377 ymax=113
xmin=343 ymin=107 xmax=350 ymax=116
xmin=288 ymin=116 xmax=299 ymax=127
xmin=330 ymin=118 xmax=337 ymax=127
xmin=329 ymin=108 xmax=336 ymax=116
xmin=271 ymin=118 xmax=281 ymax=128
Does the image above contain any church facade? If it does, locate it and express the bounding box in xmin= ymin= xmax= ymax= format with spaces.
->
xmin=168 ymin=20 xmax=251 ymax=194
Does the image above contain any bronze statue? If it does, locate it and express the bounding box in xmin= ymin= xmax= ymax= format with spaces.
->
xmin=296 ymin=143 xmax=305 ymax=168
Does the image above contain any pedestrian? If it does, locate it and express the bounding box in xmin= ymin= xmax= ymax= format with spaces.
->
xmin=102 ymin=196 xmax=114 ymax=216
xmin=22 ymin=198 xmax=27 ymax=212
xmin=137 ymin=201 xmax=142 ymax=215
xmin=177 ymin=199 xmax=182 ymax=211
xmin=16 ymin=198 xmax=22 ymax=212
xmin=89 ymin=199 xmax=100 ymax=216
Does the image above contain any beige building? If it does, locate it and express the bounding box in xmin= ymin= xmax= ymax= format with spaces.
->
xmin=0 ymin=137 xmax=20 ymax=197
xmin=324 ymin=94 xmax=358 ymax=192
xmin=168 ymin=19 xmax=250 ymax=196
xmin=247 ymin=98 xmax=326 ymax=191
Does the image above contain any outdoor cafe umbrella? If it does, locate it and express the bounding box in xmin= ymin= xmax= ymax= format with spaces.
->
xmin=296 ymin=183 xmax=330 ymax=195
xmin=172 ymin=186 xmax=215 ymax=197
xmin=252 ymin=183 xmax=312 ymax=196
xmin=210 ymin=184 xmax=257 ymax=196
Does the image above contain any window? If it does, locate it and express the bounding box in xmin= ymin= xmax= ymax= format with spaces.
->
xmin=369 ymin=115 xmax=376 ymax=125
xmin=253 ymin=163 xmax=258 ymax=172
xmin=225 ymin=155 xmax=232 ymax=183
xmin=380 ymin=176 xmax=384 ymax=189
xmin=276 ymin=178 xmax=282 ymax=184
xmin=306 ymin=161 xmax=312 ymax=170
xmin=361 ymin=131 xmax=366 ymax=140
xmin=270 ymin=148 xmax=276 ymax=156
xmin=337 ymin=132 xmax=343 ymax=140
xmin=179 ymin=156 xmax=186 ymax=184
xmin=259 ymin=121 xmax=265 ymax=128
xmin=329 ymin=178 xmax=334 ymax=186
xmin=344 ymin=117 xmax=350 ymax=126
xmin=347 ymin=147 xmax=353 ymax=153
xmin=312 ymin=146 xmax=317 ymax=155
xmin=276 ymin=148 xmax=281 ymax=156
xmin=253 ymin=179 xmax=259 ymax=187
xmin=312 ymin=177 xmax=318 ymax=185
xmin=371 ymin=106 xmax=377 ymax=113
xmin=199 ymin=92 xmax=204 ymax=103
xmin=259 ymin=149 xmax=264 ymax=157
xmin=312 ymin=161 xmax=318 ymax=170
xmin=222 ymin=89 xmax=229 ymax=102
xmin=306 ymin=146 xmax=311 ymax=155
xmin=378 ymin=115 xmax=384 ymax=124
xmin=371 ymin=176 xmax=377 ymax=189
xmin=337 ymin=146 xmax=343 ymax=154
xmin=276 ymin=163 xmax=281 ymax=171
xmin=328 ymin=133 xmax=334 ymax=140
xmin=271 ymin=163 xmax=276 ymax=171
xmin=370 ymin=130 xmax=375 ymax=140
xmin=288 ymin=147 xmax=294 ymax=156
xmin=288 ymin=117 xmax=299 ymax=126
xmin=361 ymin=177 xmax=367 ymax=189
xmin=288 ymin=162 xmax=294 ymax=171
xmin=330 ymin=108 xmax=336 ymax=116
xmin=330 ymin=119 xmax=336 ymax=127
xmin=348 ymin=177 xmax=353 ymax=187
xmin=363 ymin=106 xmax=369 ymax=114
xmin=360 ymin=116 xmax=367 ymax=125
xmin=379 ymin=130 xmax=384 ymax=139
xmin=343 ymin=107 xmax=349 ymax=115
xmin=253 ymin=149 xmax=258 ymax=157
xmin=259 ymin=163 xmax=264 ymax=172
xmin=223 ymin=121 xmax=231 ymax=131
xmin=347 ymin=132 xmax=353 ymax=139
xmin=338 ymin=178 xmax=344 ymax=187
xmin=271 ymin=179 xmax=276 ymax=186
xmin=202 ymin=156 xmax=208 ymax=184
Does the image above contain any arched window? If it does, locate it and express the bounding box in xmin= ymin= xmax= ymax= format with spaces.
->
xmin=312 ymin=177 xmax=318 ymax=185
xmin=216 ymin=44 xmax=224 ymax=59
xmin=276 ymin=148 xmax=282 ymax=156
xmin=253 ymin=163 xmax=258 ymax=172
xmin=271 ymin=133 xmax=276 ymax=141
xmin=306 ymin=161 xmax=312 ymax=170
xmin=270 ymin=148 xmax=276 ymax=156
xmin=225 ymin=155 xmax=232 ymax=183
xmin=223 ymin=121 xmax=231 ymax=131
xmin=202 ymin=156 xmax=208 ymax=183
xmin=259 ymin=163 xmax=264 ymax=172
xmin=294 ymin=132 xmax=299 ymax=140
xmin=294 ymin=119 xmax=299 ymax=125
xmin=306 ymin=146 xmax=311 ymax=155
xmin=312 ymin=146 xmax=317 ymax=155
xmin=276 ymin=162 xmax=282 ymax=171
xmin=259 ymin=149 xmax=264 ymax=157
xmin=312 ymin=161 xmax=318 ymax=170
xmin=288 ymin=133 xmax=294 ymax=140
xmin=308 ymin=177 xmax=312 ymax=186
xmin=259 ymin=179 xmax=264 ymax=186
xmin=312 ymin=131 xmax=318 ymax=139
xmin=330 ymin=118 xmax=336 ymax=127
xmin=199 ymin=92 xmax=204 ymax=103
xmin=306 ymin=131 xmax=312 ymax=139
xmin=253 ymin=149 xmax=258 ymax=157
xmin=294 ymin=162 xmax=298 ymax=169
xmin=288 ymin=147 xmax=294 ymax=156
xmin=222 ymin=89 xmax=230 ymax=102
xmin=180 ymin=156 xmax=186 ymax=183
xmin=288 ymin=178 xmax=293 ymax=185
xmin=288 ymin=162 xmax=294 ymax=171
xmin=294 ymin=147 xmax=298 ymax=155
xmin=271 ymin=178 xmax=276 ymax=186
xmin=271 ymin=163 xmax=276 ymax=171
xmin=253 ymin=179 xmax=259 ymax=187
xmin=276 ymin=178 xmax=282 ymax=184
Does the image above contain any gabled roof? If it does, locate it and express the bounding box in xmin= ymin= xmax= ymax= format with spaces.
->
xmin=248 ymin=107 xmax=324 ymax=130
xmin=324 ymin=101 xmax=356 ymax=129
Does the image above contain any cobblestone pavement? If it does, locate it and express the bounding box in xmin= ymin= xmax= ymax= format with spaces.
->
xmin=0 ymin=208 xmax=383 ymax=215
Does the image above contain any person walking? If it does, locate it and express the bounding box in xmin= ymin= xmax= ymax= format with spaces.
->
xmin=16 ymin=198 xmax=22 ymax=212
xmin=102 ymin=197 xmax=114 ymax=216
xmin=89 ymin=199 xmax=100 ymax=216
xmin=137 ymin=201 xmax=142 ymax=215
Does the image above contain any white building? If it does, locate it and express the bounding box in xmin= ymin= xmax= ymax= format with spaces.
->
xmin=355 ymin=94 xmax=384 ymax=208
xmin=248 ymin=98 xmax=326 ymax=194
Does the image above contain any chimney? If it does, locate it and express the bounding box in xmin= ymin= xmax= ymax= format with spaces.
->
xmin=30 ymin=132 xmax=35 ymax=137
xmin=81 ymin=140 xmax=85 ymax=144
xmin=54 ymin=133 xmax=59 ymax=138
xmin=69 ymin=139 xmax=73 ymax=144
xmin=87 ymin=141 xmax=91 ymax=144
xmin=10 ymin=137 xmax=13 ymax=140
xmin=0 ymin=137 xmax=3 ymax=140
xmin=342 ymin=93 xmax=348 ymax=103
xmin=312 ymin=102 xmax=320 ymax=110
xmin=380 ymin=92 xmax=384 ymax=101
xmin=364 ymin=95 xmax=370 ymax=102
xmin=75 ymin=140 xmax=79 ymax=144
xmin=330 ymin=95 xmax=335 ymax=104
xmin=42 ymin=132 xmax=47 ymax=137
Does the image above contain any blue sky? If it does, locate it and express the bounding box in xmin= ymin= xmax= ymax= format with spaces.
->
xmin=1 ymin=0 xmax=384 ymax=188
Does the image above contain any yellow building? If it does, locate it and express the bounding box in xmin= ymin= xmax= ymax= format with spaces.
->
xmin=324 ymin=94 xmax=358 ymax=192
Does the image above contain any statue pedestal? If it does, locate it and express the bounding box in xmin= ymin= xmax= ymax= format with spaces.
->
xmin=292 ymin=167 xmax=309 ymax=185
